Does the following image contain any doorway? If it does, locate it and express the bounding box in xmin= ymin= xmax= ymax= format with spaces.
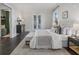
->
xmin=1 ymin=10 xmax=10 ymax=38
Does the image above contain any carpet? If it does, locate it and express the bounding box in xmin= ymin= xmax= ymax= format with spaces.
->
xmin=11 ymin=36 xmax=70 ymax=55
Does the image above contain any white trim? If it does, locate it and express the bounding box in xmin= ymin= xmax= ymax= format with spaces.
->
xmin=3 ymin=3 xmax=17 ymax=38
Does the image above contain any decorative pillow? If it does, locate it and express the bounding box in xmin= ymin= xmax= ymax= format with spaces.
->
xmin=62 ymin=27 xmax=72 ymax=35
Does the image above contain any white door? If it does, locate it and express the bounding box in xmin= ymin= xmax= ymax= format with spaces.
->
xmin=33 ymin=15 xmax=41 ymax=30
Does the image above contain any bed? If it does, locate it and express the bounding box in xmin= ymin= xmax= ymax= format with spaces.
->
xmin=30 ymin=29 xmax=63 ymax=49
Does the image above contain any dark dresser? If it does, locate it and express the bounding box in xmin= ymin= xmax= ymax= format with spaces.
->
xmin=16 ymin=24 xmax=21 ymax=33
xmin=16 ymin=24 xmax=25 ymax=33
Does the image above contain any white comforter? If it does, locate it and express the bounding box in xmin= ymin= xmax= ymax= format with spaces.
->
xmin=30 ymin=29 xmax=62 ymax=49
xmin=51 ymin=33 xmax=62 ymax=49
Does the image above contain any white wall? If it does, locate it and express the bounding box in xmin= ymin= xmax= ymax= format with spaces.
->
xmin=10 ymin=3 xmax=57 ymax=32
xmin=21 ymin=8 xmax=52 ymax=31
xmin=58 ymin=4 xmax=79 ymax=27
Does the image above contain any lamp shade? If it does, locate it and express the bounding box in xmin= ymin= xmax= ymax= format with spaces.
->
xmin=73 ymin=24 xmax=79 ymax=30
xmin=17 ymin=16 xmax=22 ymax=23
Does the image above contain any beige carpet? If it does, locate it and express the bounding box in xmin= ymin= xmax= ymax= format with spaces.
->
xmin=11 ymin=36 xmax=70 ymax=55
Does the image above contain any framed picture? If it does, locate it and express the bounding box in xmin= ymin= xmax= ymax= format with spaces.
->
xmin=62 ymin=11 xmax=68 ymax=19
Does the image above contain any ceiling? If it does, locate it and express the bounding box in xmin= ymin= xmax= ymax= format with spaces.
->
xmin=9 ymin=3 xmax=58 ymax=13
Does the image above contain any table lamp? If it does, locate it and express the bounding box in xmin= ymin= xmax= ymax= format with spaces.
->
xmin=17 ymin=16 xmax=22 ymax=24
xmin=73 ymin=24 xmax=79 ymax=37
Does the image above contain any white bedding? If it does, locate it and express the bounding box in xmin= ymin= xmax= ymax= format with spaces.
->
xmin=51 ymin=33 xmax=62 ymax=49
xmin=35 ymin=29 xmax=51 ymax=36
xmin=30 ymin=29 xmax=63 ymax=49
xmin=30 ymin=30 xmax=51 ymax=49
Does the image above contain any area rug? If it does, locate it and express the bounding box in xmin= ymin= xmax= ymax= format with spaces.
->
xmin=11 ymin=36 xmax=70 ymax=55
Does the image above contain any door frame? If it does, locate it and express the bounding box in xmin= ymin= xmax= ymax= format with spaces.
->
xmin=0 ymin=3 xmax=12 ymax=38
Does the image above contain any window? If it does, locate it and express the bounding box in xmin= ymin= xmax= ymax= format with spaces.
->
xmin=38 ymin=15 xmax=41 ymax=29
xmin=33 ymin=15 xmax=41 ymax=30
xmin=33 ymin=15 xmax=37 ymax=29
